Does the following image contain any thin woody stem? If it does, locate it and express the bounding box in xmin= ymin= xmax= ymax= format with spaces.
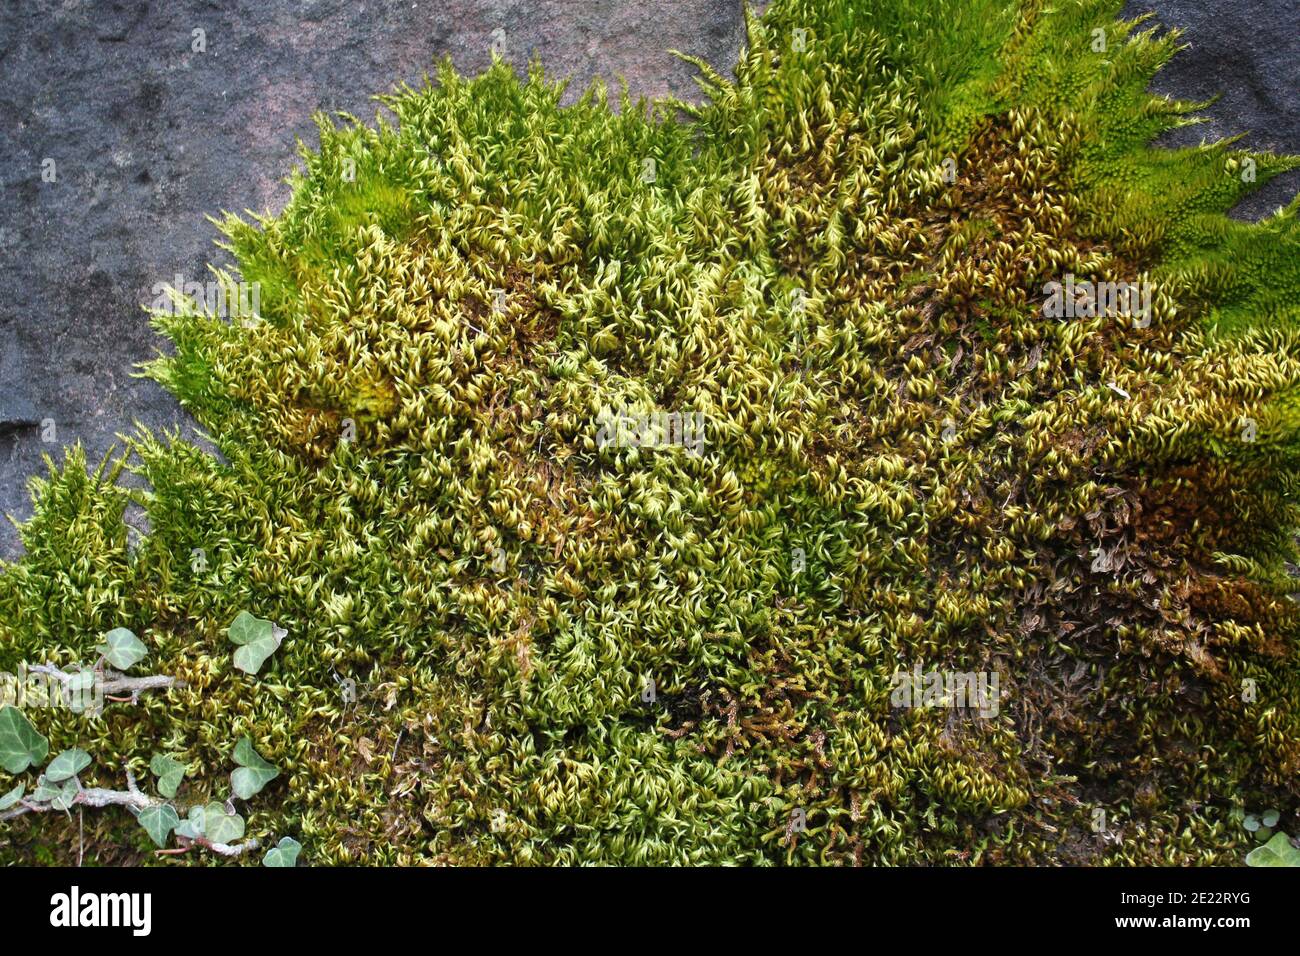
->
xmin=26 ymin=662 xmax=186 ymax=701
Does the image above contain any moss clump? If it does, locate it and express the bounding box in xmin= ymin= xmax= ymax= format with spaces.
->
xmin=4 ymin=0 xmax=1300 ymax=865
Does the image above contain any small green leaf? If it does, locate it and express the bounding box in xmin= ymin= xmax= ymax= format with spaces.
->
xmin=175 ymin=805 xmax=205 ymax=840
xmin=31 ymin=776 xmax=61 ymax=803
xmin=98 ymin=627 xmax=148 ymax=670
xmin=201 ymin=802 xmax=244 ymax=845
xmin=262 ymin=836 xmax=301 ymax=867
xmin=45 ymin=748 xmax=91 ymax=783
xmin=136 ymin=804 xmax=180 ymax=848
xmin=150 ymin=754 xmax=187 ymax=799
xmin=50 ymin=779 xmax=78 ymax=811
xmin=0 ymin=706 xmax=48 ymax=774
xmin=0 ymin=784 xmax=24 ymax=810
xmin=1243 ymin=814 xmax=1261 ymax=832
xmin=227 ymin=611 xmax=285 ymax=675
xmin=1262 ymin=809 xmax=1281 ymax=828
xmin=231 ymin=738 xmax=279 ymax=799
xmin=1246 ymin=832 xmax=1300 ymax=867
xmin=63 ymin=669 xmax=99 ymax=714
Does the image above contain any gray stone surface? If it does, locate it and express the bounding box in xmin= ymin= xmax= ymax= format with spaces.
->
xmin=1121 ymin=0 xmax=1300 ymax=221
xmin=0 ymin=1 xmax=1296 ymax=560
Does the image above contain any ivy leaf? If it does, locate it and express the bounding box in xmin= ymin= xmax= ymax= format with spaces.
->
xmin=150 ymin=754 xmax=187 ymax=799
xmin=201 ymin=802 xmax=245 ymax=845
xmin=50 ymin=779 xmax=79 ymax=812
xmin=31 ymin=776 xmax=61 ymax=803
xmin=63 ymin=669 xmax=99 ymax=715
xmin=0 ymin=784 xmax=24 ymax=810
xmin=98 ymin=627 xmax=148 ymax=670
xmin=0 ymin=706 xmax=48 ymax=774
xmin=231 ymin=738 xmax=279 ymax=799
xmin=262 ymin=836 xmax=301 ymax=867
xmin=136 ymin=804 xmax=180 ymax=848
xmin=174 ymin=804 xmax=205 ymax=840
xmin=227 ymin=611 xmax=285 ymax=675
xmin=1245 ymin=832 xmax=1300 ymax=867
xmin=45 ymin=748 xmax=91 ymax=783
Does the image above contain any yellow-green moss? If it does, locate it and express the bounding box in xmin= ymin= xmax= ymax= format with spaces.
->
xmin=3 ymin=0 xmax=1300 ymax=865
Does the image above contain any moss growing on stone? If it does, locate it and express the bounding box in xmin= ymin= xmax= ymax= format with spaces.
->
xmin=3 ymin=0 xmax=1300 ymax=865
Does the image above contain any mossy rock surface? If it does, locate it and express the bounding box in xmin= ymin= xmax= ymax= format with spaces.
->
xmin=3 ymin=0 xmax=1300 ymax=865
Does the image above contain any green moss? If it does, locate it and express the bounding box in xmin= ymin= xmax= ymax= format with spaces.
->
xmin=3 ymin=0 xmax=1300 ymax=865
